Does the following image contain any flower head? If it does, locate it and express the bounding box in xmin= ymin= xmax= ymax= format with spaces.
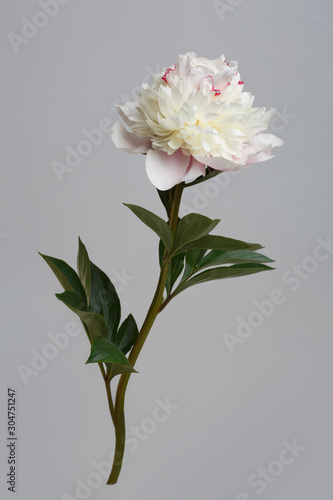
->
xmin=112 ymin=52 xmax=283 ymax=190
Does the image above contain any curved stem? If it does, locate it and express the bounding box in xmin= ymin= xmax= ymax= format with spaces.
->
xmin=107 ymin=182 xmax=184 ymax=484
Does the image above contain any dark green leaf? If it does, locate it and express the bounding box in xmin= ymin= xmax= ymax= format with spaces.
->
xmin=159 ymin=239 xmax=185 ymax=293
xmin=172 ymin=234 xmax=259 ymax=256
xmin=124 ymin=203 xmax=173 ymax=251
xmin=184 ymin=168 xmax=224 ymax=188
xmin=159 ymin=238 xmax=166 ymax=267
xmin=182 ymin=248 xmax=207 ymax=281
xmin=39 ymin=253 xmax=86 ymax=299
xmin=173 ymin=213 xmax=220 ymax=253
xmin=159 ymin=238 xmax=171 ymax=291
xmin=172 ymin=263 xmax=274 ymax=298
xmin=86 ymin=337 xmax=137 ymax=377
xmin=77 ymin=238 xmax=91 ymax=306
xmin=115 ymin=314 xmax=139 ymax=355
xmin=108 ymin=363 xmax=138 ymax=379
xmin=89 ymin=262 xmax=121 ymax=342
xmin=169 ymin=252 xmax=185 ymax=292
xmin=56 ymin=291 xmax=107 ymax=342
xmin=198 ymin=249 xmax=274 ymax=270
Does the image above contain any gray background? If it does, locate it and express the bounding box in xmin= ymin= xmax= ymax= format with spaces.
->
xmin=1 ymin=0 xmax=332 ymax=499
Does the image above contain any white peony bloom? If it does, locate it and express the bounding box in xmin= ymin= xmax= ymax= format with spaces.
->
xmin=112 ymin=52 xmax=283 ymax=191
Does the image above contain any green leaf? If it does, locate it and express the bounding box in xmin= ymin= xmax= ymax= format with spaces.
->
xmin=169 ymin=252 xmax=185 ymax=292
xmin=89 ymin=262 xmax=121 ymax=342
xmin=198 ymin=249 xmax=274 ymax=270
xmin=184 ymin=168 xmax=224 ymax=188
xmin=159 ymin=239 xmax=185 ymax=293
xmin=159 ymin=238 xmax=166 ymax=267
xmin=124 ymin=203 xmax=173 ymax=251
xmin=182 ymin=248 xmax=207 ymax=281
xmin=39 ymin=253 xmax=86 ymax=299
xmin=77 ymin=238 xmax=91 ymax=307
xmin=86 ymin=337 xmax=137 ymax=378
xmin=173 ymin=213 xmax=220 ymax=253
xmin=172 ymin=263 xmax=274 ymax=298
xmin=108 ymin=362 xmax=137 ymax=379
xmin=159 ymin=239 xmax=171 ymax=291
xmin=115 ymin=314 xmax=139 ymax=355
xmin=56 ymin=290 xmax=108 ymax=342
xmin=172 ymin=234 xmax=259 ymax=256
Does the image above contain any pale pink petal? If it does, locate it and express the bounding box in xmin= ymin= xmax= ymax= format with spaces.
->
xmin=146 ymin=149 xmax=191 ymax=190
xmin=248 ymin=149 xmax=274 ymax=163
xmin=193 ymin=154 xmax=247 ymax=172
xmin=190 ymin=131 xmax=284 ymax=172
xmin=183 ymin=156 xmax=206 ymax=183
xmin=111 ymin=122 xmax=151 ymax=154
xmin=177 ymin=53 xmax=193 ymax=77
xmin=214 ymin=65 xmax=239 ymax=89
xmin=116 ymin=101 xmax=140 ymax=127
xmin=257 ymin=133 xmax=284 ymax=148
xmin=233 ymin=133 xmax=284 ymax=165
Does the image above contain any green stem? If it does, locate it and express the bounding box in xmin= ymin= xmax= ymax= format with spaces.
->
xmin=98 ymin=362 xmax=106 ymax=379
xmin=158 ymin=292 xmax=174 ymax=313
xmin=97 ymin=362 xmax=116 ymax=425
xmin=105 ymin=378 xmax=116 ymax=426
xmin=107 ymin=182 xmax=184 ymax=485
xmin=159 ymin=267 xmax=196 ymax=312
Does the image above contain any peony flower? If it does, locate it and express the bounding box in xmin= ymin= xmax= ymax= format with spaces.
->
xmin=112 ymin=52 xmax=283 ymax=191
